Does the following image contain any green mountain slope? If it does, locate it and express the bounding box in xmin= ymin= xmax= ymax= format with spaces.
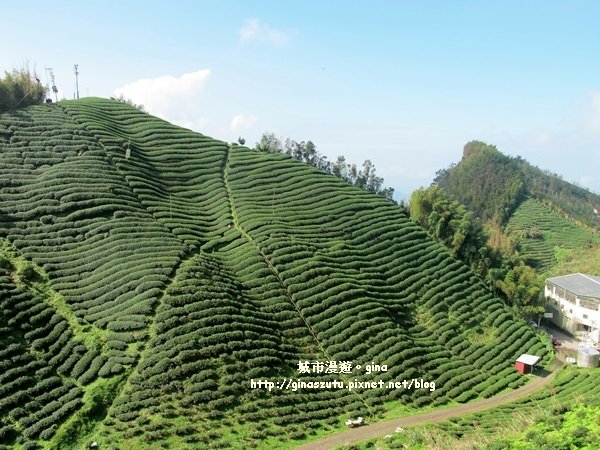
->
xmin=0 ymin=100 xmax=548 ymax=449
xmin=435 ymin=141 xmax=600 ymax=228
xmin=505 ymin=198 xmax=600 ymax=271
xmin=435 ymin=141 xmax=600 ymax=274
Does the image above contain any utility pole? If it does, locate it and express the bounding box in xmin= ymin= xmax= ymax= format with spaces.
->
xmin=74 ymin=64 xmax=79 ymax=99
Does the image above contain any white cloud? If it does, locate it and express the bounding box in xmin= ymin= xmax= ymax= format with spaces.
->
xmin=113 ymin=69 xmax=211 ymax=130
xmin=239 ymin=18 xmax=289 ymax=47
xmin=230 ymin=114 xmax=257 ymax=133
xmin=177 ymin=117 xmax=209 ymax=131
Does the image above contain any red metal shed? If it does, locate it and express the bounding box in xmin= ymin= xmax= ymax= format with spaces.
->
xmin=515 ymin=354 xmax=541 ymax=374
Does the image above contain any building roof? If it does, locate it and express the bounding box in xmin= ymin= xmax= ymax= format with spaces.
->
xmin=546 ymin=273 xmax=600 ymax=299
xmin=516 ymin=354 xmax=541 ymax=365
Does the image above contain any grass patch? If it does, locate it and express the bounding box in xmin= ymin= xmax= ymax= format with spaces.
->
xmin=46 ymin=374 xmax=127 ymax=450
xmin=548 ymin=243 xmax=600 ymax=277
xmin=464 ymin=326 xmax=498 ymax=346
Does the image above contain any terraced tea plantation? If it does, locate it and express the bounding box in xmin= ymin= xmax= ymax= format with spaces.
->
xmin=0 ymin=99 xmax=549 ymax=449
xmin=505 ymin=198 xmax=600 ymax=272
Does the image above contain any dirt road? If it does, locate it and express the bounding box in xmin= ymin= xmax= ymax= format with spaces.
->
xmin=295 ymin=369 xmax=556 ymax=450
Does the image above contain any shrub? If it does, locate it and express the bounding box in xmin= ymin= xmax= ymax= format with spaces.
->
xmin=0 ymin=254 xmax=13 ymax=271
xmin=0 ymin=67 xmax=47 ymax=113
xmin=17 ymin=261 xmax=38 ymax=281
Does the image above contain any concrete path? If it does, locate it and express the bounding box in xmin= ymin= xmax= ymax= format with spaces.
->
xmin=295 ymin=369 xmax=556 ymax=450
xmin=542 ymin=323 xmax=579 ymax=356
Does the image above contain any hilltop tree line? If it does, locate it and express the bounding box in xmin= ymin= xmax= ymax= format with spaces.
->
xmin=255 ymin=132 xmax=394 ymax=200
xmin=110 ymin=94 xmax=146 ymax=112
xmin=520 ymin=159 xmax=600 ymax=228
xmin=409 ymin=185 xmax=543 ymax=320
xmin=0 ymin=68 xmax=47 ymax=113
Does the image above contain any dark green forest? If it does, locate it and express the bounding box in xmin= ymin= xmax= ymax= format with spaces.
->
xmin=408 ymin=185 xmax=543 ymax=320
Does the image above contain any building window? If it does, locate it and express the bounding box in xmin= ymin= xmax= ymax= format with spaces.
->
xmin=583 ymin=314 xmax=589 ymax=319
xmin=580 ymin=297 xmax=600 ymax=311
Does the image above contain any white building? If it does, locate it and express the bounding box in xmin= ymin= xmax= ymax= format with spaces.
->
xmin=545 ymin=273 xmax=600 ymax=343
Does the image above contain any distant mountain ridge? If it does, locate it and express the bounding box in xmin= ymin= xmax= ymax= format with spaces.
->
xmin=434 ymin=141 xmax=600 ymax=228
xmin=434 ymin=141 xmax=600 ymax=272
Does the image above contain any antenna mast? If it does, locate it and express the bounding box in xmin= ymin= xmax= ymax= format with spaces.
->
xmin=74 ymin=64 xmax=79 ymax=99
xmin=45 ymin=67 xmax=58 ymax=102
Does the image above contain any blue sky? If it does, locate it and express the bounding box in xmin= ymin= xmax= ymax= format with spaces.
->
xmin=3 ymin=1 xmax=600 ymax=200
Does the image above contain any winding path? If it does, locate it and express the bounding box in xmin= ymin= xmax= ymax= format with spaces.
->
xmin=295 ymin=369 xmax=557 ymax=450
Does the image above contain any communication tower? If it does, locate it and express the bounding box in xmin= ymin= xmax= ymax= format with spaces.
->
xmin=45 ymin=67 xmax=58 ymax=102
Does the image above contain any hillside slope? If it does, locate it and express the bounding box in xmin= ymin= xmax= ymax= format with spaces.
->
xmin=505 ymin=198 xmax=600 ymax=271
xmin=435 ymin=141 xmax=600 ymax=227
xmin=435 ymin=141 xmax=600 ymax=273
xmin=0 ymin=100 xmax=547 ymax=449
